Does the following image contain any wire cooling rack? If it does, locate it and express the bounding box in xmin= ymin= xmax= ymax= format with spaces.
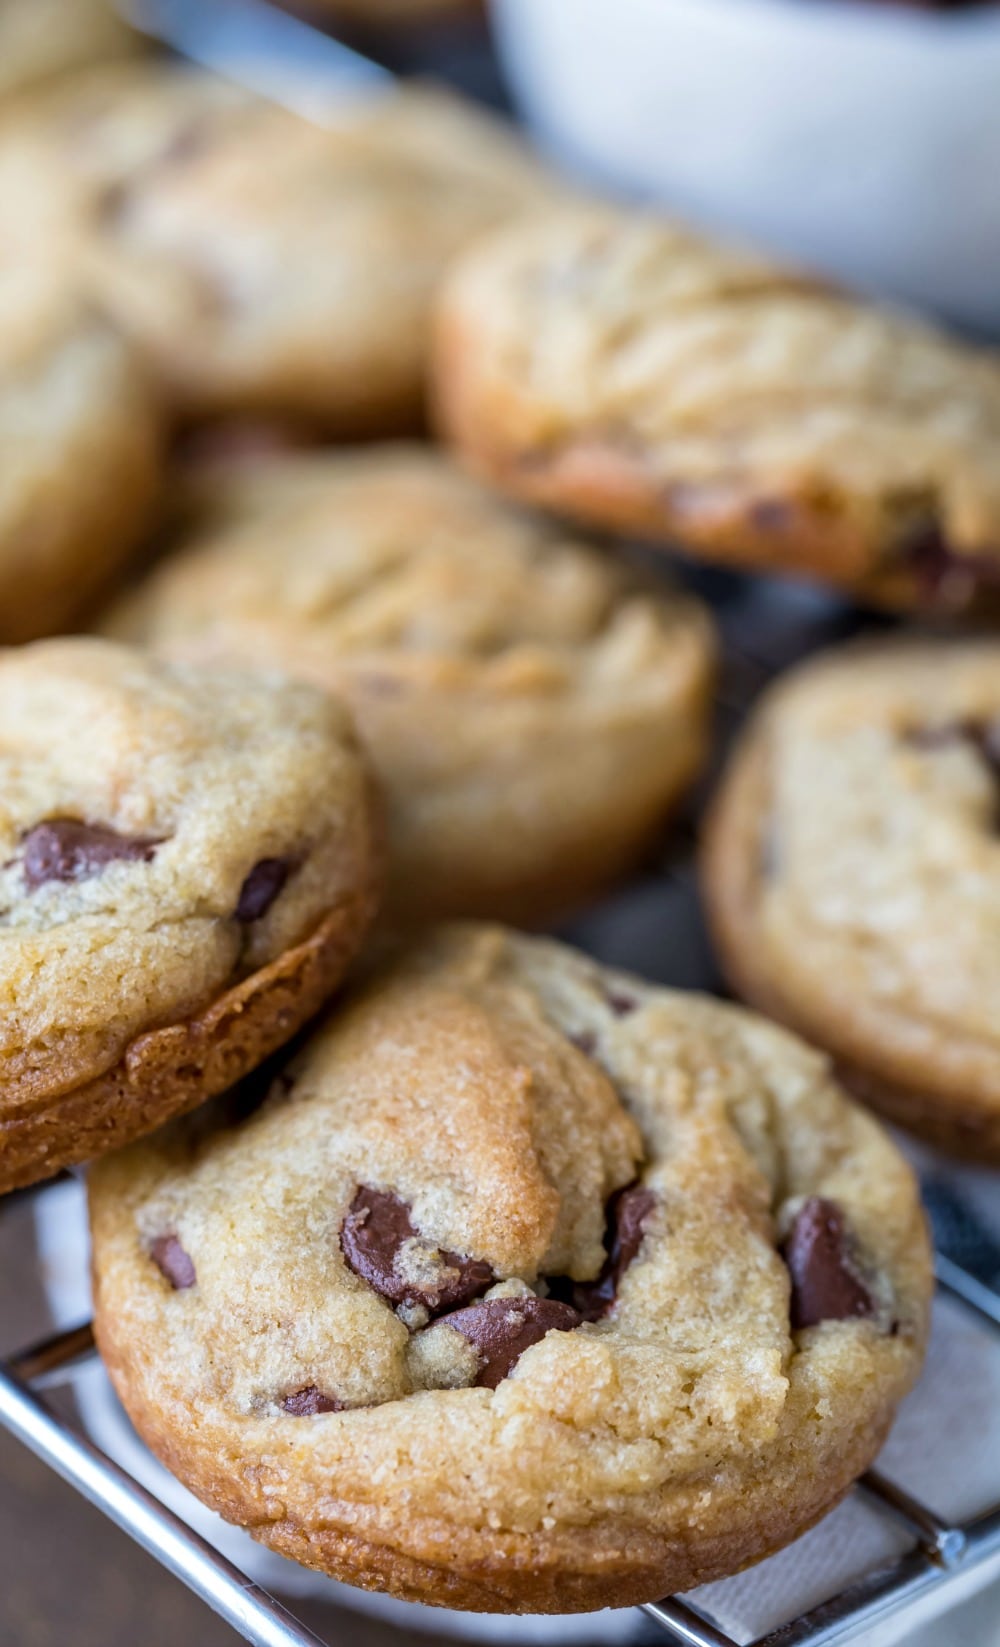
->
xmin=3 ymin=573 xmax=1000 ymax=1647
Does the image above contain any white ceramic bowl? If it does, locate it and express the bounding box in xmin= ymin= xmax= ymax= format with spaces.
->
xmin=492 ymin=0 xmax=1000 ymax=333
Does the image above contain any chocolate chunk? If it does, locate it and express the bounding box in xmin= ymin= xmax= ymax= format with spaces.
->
xmin=150 ymin=1234 xmax=196 ymax=1290
xmin=781 ymin=1197 xmax=875 ymax=1330
xmin=438 ymin=1296 xmax=581 ymax=1388
xmin=174 ymin=421 xmax=307 ymax=467
xmin=281 ymin=1385 xmax=343 ymax=1416
xmin=340 ymin=1186 xmax=494 ymax=1315
xmin=906 ymin=718 xmax=1000 ymax=772
xmin=605 ymin=988 xmax=638 ymax=1018
xmin=570 ymin=1029 xmax=597 ymax=1058
xmin=158 ymin=120 xmax=210 ymax=169
xmin=22 ymin=818 xmax=160 ymax=889
xmin=569 ymin=1181 xmax=656 ymax=1322
xmin=903 ymin=521 xmax=1000 ymax=608
xmin=749 ymin=498 xmax=793 ymax=533
xmin=235 ymin=857 xmax=290 ymax=921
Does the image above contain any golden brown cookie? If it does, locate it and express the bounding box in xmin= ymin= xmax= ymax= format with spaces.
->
xmin=101 ymin=445 xmax=714 ymax=924
xmin=0 ymin=65 xmax=550 ymax=430
xmin=703 ymin=638 xmax=1000 ymax=1158
xmin=0 ymin=265 xmax=162 ymax=644
xmin=0 ymin=638 xmax=381 ymax=1193
xmin=89 ymin=924 xmax=931 ymax=1614
xmin=435 ymin=204 xmax=1000 ymax=612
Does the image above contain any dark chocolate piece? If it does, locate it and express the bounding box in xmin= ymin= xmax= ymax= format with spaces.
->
xmin=235 ymin=857 xmax=290 ymax=921
xmin=438 ymin=1296 xmax=581 ymax=1389
xmin=150 ymin=1234 xmax=196 ymax=1291
xmin=22 ymin=818 xmax=160 ymax=888
xmin=281 ymin=1386 xmax=343 ymax=1416
xmin=782 ymin=1197 xmax=876 ymax=1330
xmin=569 ymin=1182 xmax=656 ymax=1322
xmin=340 ymin=1186 xmax=494 ymax=1315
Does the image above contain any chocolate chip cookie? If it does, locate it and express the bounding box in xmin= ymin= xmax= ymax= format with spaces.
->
xmin=101 ymin=445 xmax=714 ymax=924
xmin=0 ymin=265 xmax=162 ymax=643
xmin=0 ymin=638 xmax=380 ymax=1193
xmin=0 ymin=64 xmax=549 ymax=430
xmin=435 ymin=204 xmax=1000 ymax=611
xmin=88 ymin=924 xmax=931 ymax=1613
xmin=703 ymin=639 xmax=1000 ymax=1158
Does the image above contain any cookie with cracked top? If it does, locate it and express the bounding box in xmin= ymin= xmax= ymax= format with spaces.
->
xmin=0 ymin=638 xmax=381 ymax=1193
xmin=88 ymin=924 xmax=931 ymax=1614
xmin=100 ymin=445 xmax=714 ymax=925
xmin=434 ymin=204 xmax=1000 ymax=612
xmin=0 ymin=63 xmax=551 ymax=430
xmin=0 ymin=265 xmax=162 ymax=643
xmin=703 ymin=638 xmax=1000 ymax=1158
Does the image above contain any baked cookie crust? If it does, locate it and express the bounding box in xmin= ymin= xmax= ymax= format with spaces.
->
xmin=90 ymin=924 xmax=931 ymax=1612
xmin=0 ymin=639 xmax=381 ymax=1191
xmin=102 ymin=445 xmax=714 ymax=924
xmin=0 ymin=267 xmax=162 ymax=643
xmin=703 ymin=639 xmax=1000 ymax=1158
xmin=434 ymin=206 xmax=1000 ymax=612
xmin=0 ymin=66 xmax=550 ymax=431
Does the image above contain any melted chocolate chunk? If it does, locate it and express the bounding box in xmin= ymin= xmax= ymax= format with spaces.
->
xmin=439 ymin=1296 xmax=581 ymax=1389
xmin=749 ymin=498 xmax=794 ymax=533
xmin=150 ymin=1234 xmax=196 ymax=1291
xmin=235 ymin=857 xmax=290 ymax=921
xmin=566 ymin=1182 xmax=656 ymax=1322
xmin=903 ymin=522 xmax=1000 ymax=608
xmin=158 ymin=120 xmax=210 ymax=169
xmin=905 ymin=718 xmax=1000 ymax=776
xmin=605 ymin=988 xmax=638 ymax=1018
xmin=22 ymin=818 xmax=160 ymax=889
xmin=281 ymin=1385 xmax=343 ymax=1416
xmin=340 ymin=1186 xmax=494 ymax=1316
xmin=174 ymin=420 xmax=306 ymax=467
xmin=781 ymin=1197 xmax=875 ymax=1330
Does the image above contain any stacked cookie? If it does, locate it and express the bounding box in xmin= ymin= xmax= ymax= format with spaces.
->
xmin=434 ymin=198 xmax=1000 ymax=1164
xmin=436 ymin=202 xmax=1000 ymax=613
xmin=7 ymin=32 xmax=998 ymax=1624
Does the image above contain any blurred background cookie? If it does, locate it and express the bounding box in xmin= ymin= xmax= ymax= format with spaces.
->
xmin=0 ymin=638 xmax=381 ymax=1192
xmin=703 ymin=638 xmax=1000 ymax=1160
xmin=0 ymin=265 xmax=163 ymax=644
xmin=102 ymin=445 xmax=715 ymax=924
xmin=88 ymin=923 xmax=931 ymax=1613
xmin=434 ymin=204 xmax=1000 ymax=613
xmin=0 ymin=0 xmax=139 ymax=103
xmin=0 ymin=64 xmax=552 ymax=431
